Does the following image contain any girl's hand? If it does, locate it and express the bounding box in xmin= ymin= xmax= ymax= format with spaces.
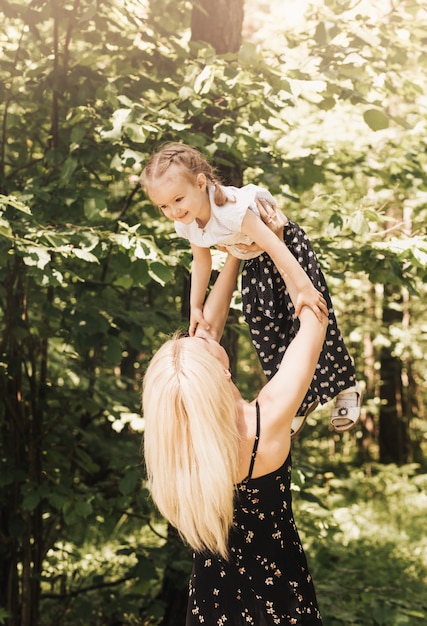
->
xmin=189 ymin=306 xmax=210 ymax=337
xmin=294 ymin=284 xmax=328 ymax=321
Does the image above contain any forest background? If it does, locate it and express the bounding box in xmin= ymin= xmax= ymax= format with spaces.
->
xmin=1 ymin=0 xmax=427 ymax=624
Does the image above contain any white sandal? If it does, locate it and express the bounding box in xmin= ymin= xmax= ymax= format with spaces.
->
xmin=291 ymin=400 xmax=319 ymax=439
xmin=331 ymin=383 xmax=363 ymax=433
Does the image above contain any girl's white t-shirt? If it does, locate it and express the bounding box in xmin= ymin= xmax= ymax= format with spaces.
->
xmin=174 ymin=184 xmax=274 ymax=260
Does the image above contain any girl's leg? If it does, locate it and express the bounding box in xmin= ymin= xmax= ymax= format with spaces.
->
xmin=242 ymin=220 xmax=361 ymax=430
xmin=242 ymin=253 xmax=317 ymax=416
xmin=282 ymin=220 xmax=357 ymax=400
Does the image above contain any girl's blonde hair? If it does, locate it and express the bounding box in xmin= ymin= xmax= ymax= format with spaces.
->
xmin=141 ymin=142 xmax=230 ymax=206
xmin=142 ymin=334 xmax=240 ymax=559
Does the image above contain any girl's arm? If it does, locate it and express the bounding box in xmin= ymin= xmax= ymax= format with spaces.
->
xmin=189 ymin=244 xmax=213 ymax=336
xmin=241 ymin=209 xmax=328 ymax=320
xmin=194 ymin=254 xmax=241 ymax=342
xmin=192 ymin=204 xmax=286 ymax=341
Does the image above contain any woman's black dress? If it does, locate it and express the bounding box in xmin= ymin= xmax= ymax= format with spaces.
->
xmin=186 ymin=402 xmax=323 ymax=625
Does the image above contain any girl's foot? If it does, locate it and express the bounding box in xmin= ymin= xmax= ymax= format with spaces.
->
xmin=331 ymin=383 xmax=363 ymax=432
xmin=291 ymin=400 xmax=319 ymax=439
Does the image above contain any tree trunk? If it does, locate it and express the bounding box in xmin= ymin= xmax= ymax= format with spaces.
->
xmin=378 ymin=201 xmax=415 ymax=465
xmin=0 ymin=258 xmax=47 ymax=626
xmin=378 ymin=285 xmax=409 ymax=464
xmin=191 ymin=0 xmax=244 ymax=53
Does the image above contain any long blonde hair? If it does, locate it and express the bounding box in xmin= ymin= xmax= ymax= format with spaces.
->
xmin=142 ymin=334 xmax=240 ymax=558
xmin=141 ymin=142 xmax=231 ymax=206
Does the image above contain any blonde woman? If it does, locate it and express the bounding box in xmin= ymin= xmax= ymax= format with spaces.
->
xmin=143 ymin=227 xmax=329 ymax=624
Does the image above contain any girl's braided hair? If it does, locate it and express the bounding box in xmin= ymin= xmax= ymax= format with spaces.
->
xmin=141 ymin=142 xmax=230 ymax=206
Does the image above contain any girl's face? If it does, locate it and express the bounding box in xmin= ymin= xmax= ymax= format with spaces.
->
xmin=147 ymin=166 xmax=210 ymax=225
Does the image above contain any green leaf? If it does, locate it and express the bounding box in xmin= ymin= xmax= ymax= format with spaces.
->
xmin=134 ymin=554 xmax=157 ymax=581
xmin=0 ymin=217 xmax=13 ymax=239
xmin=83 ymin=195 xmax=107 ymax=220
xmin=112 ymin=274 xmax=134 ymax=288
xmin=124 ymin=123 xmax=147 ymax=143
xmin=60 ymin=157 xmax=78 ymax=184
xmin=22 ymin=490 xmax=42 ymax=512
xmin=315 ymin=22 xmax=327 ymax=45
xmin=292 ymin=468 xmax=306 ymax=488
xmin=351 ymin=210 xmax=370 ymax=235
xmin=21 ymin=245 xmax=51 ymax=269
xmin=74 ymin=447 xmax=101 ymax=473
xmin=0 ymin=607 xmax=10 ymax=622
xmin=62 ymin=499 xmax=93 ymax=525
xmin=0 ymin=194 xmax=32 ymax=214
xmin=238 ymin=42 xmax=258 ymax=66
xmin=129 ymin=259 xmax=150 ymax=285
xmin=363 ymin=109 xmax=389 ymax=131
xmin=105 ymin=335 xmax=123 ymax=364
xmin=73 ymin=248 xmax=99 ymax=263
xmin=318 ymin=96 xmax=336 ymax=111
xmin=194 ymin=65 xmax=214 ymax=94
xmin=74 ymin=499 xmax=93 ymax=518
xmin=48 ymin=491 xmax=70 ymax=510
xmin=148 ymin=261 xmax=174 ymax=286
xmin=328 ymin=213 xmax=344 ymax=230
xmin=299 ymin=491 xmax=323 ymax=505
xmin=100 ymin=107 xmax=131 ymax=139
xmin=118 ymin=470 xmax=140 ymax=496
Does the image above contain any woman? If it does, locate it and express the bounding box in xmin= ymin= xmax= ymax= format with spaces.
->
xmin=143 ymin=221 xmax=328 ymax=624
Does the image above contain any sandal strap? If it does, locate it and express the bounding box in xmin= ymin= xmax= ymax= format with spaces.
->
xmin=291 ymin=399 xmax=319 ymax=438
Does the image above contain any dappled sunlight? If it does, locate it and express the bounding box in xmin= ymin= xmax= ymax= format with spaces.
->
xmin=1 ymin=0 xmax=426 ymax=624
xmin=293 ymin=463 xmax=427 ymax=623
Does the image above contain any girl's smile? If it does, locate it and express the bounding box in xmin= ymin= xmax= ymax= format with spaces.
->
xmin=146 ymin=166 xmax=211 ymax=228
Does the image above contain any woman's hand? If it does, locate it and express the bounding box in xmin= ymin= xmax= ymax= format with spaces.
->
xmin=235 ymin=198 xmax=288 ymax=255
xmin=256 ymin=197 xmax=288 ymax=239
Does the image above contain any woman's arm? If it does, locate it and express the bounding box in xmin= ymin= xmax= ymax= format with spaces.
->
xmin=194 ymin=254 xmax=241 ymax=342
xmin=258 ymin=303 xmax=327 ymax=421
xmin=189 ymin=244 xmax=213 ymax=336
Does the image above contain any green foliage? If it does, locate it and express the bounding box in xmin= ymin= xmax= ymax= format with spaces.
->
xmin=0 ymin=0 xmax=426 ymax=624
xmin=291 ymin=460 xmax=427 ymax=625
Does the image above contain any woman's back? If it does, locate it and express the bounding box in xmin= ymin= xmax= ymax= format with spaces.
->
xmin=186 ymin=402 xmax=323 ymax=625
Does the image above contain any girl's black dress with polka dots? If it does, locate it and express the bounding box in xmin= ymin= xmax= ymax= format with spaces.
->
xmin=186 ymin=402 xmax=323 ymax=625
xmin=242 ymin=219 xmax=356 ymax=416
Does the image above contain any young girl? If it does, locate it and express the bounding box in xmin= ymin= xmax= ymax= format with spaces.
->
xmin=143 ymin=252 xmax=327 ymax=625
xmin=141 ymin=142 xmax=362 ymax=434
